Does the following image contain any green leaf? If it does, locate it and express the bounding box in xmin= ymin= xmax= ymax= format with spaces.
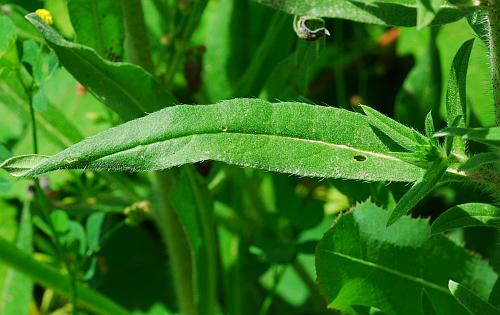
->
xmin=361 ymin=105 xmax=428 ymax=151
xmin=435 ymin=127 xmax=500 ymax=148
xmin=0 ymin=99 xmax=426 ymax=182
xmin=417 ymin=0 xmax=444 ymax=29
xmin=458 ymin=152 xmax=500 ymax=171
xmin=448 ymin=280 xmax=500 ymax=315
xmin=425 ymin=111 xmax=438 ymax=145
xmin=255 ymin=0 xmax=474 ymax=26
xmin=0 ymin=201 xmax=32 ymax=315
xmin=0 ymin=235 xmax=131 ymax=315
xmin=32 ymin=86 xmax=48 ymax=112
xmin=67 ymin=0 xmax=124 ymax=60
xmin=86 ymin=212 xmax=106 ymax=253
xmin=315 ymin=202 xmax=498 ymax=315
xmin=431 ymin=203 xmax=500 ymax=234
xmin=445 ymin=39 xmax=474 ymax=155
xmin=25 ymin=13 xmax=175 ymax=121
xmin=0 ymin=15 xmax=16 ymax=59
xmin=387 ymin=159 xmax=448 ymax=226
xmin=421 ymin=288 xmax=438 ymax=315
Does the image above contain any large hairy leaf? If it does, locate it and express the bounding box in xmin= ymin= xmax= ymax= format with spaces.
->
xmin=25 ymin=13 xmax=174 ymax=121
xmin=1 ymin=99 xmax=426 ymax=181
xmin=255 ymin=0 xmax=473 ymax=26
xmin=316 ymin=202 xmax=498 ymax=315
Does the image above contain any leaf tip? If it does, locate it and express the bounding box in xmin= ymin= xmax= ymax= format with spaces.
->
xmin=448 ymin=280 xmax=458 ymax=293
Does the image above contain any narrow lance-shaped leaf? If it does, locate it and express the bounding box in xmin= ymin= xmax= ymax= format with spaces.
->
xmin=361 ymin=105 xmax=428 ymax=151
xmin=445 ymin=39 xmax=474 ymax=155
xmin=448 ymin=280 xmax=500 ymax=315
xmin=316 ymin=202 xmax=498 ymax=315
xmin=457 ymin=152 xmax=500 ymax=171
xmin=387 ymin=159 xmax=448 ymax=226
xmin=1 ymin=99 xmax=426 ymax=182
xmin=431 ymin=203 xmax=500 ymax=234
xmin=435 ymin=127 xmax=500 ymax=148
xmin=25 ymin=13 xmax=175 ymax=121
xmin=255 ymin=0 xmax=475 ymax=27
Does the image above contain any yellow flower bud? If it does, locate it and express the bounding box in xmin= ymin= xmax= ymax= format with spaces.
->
xmin=35 ymin=9 xmax=53 ymax=25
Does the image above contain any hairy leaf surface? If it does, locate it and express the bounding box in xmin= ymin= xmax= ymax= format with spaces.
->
xmin=1 ymin=99 xmax=426 ymax=181
xmin=316 ymin=202 xmax=498 ymax=315
xmin=431 ymin=203 xmax=500 ymax=234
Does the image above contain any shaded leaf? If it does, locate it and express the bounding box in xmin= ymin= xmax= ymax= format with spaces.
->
xmin=316 ymin=202 xmax=498 ymax=315
xmin=435 ymin=127 xmax=500 ymax=148
xmin=0 ymin=15 xmax=16 ymax=59
xmin=0 ymin=235 xmax=131 ymax=315
xmin=0 ymin=202 xmax=32 ymax=315
xmin=26 ymin=13 xmax=175 ymax=121
xmin=387 ymin=159 xmax=448 ymax=226
xmin=458 ymin=152 xmax=500 ymax=171
xmin=67 ymin=0 xmax=124 ymax=60
xmin=421 ymin=288 xmax=438 ymax=315
xmin=417 ymin=0 xmax=444 ymax=29
xmin=255 ymin=0 xmax=474 ymax=26
xmin=448 ymin=280 xmax=500 ymax=315
xmin=431 ymin=203 xmax=500 ymax=234
xmin=1 ymin=99 xmax=426 ymax=182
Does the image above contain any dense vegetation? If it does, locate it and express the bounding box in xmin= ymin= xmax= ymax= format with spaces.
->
xmin=0 ymin=0 xmax=499 ymax=314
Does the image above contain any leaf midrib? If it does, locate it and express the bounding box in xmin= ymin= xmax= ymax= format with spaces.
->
xmin=318 ymin=248 xmax=449 ymax=294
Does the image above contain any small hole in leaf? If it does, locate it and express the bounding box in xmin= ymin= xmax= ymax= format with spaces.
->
xmin=353 ymin=155 xmax=367 ymax=162
xmin=220 ymin=126 xmax=228 ymax=132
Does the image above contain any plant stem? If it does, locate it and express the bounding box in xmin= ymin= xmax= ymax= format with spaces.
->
xmin=120 ymin=0 xmax=155 ymax=73
xmin=152 ymin=170 xmax=197 ymax=315
xmin=486 ymin=0 xmax=500 ymax=126
xmin=120 ymin=3 xmax=212 ymax=314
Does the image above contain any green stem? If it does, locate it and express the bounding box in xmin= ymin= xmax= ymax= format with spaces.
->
xmin=0 ymin=236 xmax=131 ymax=315
xmin=486 ymin=0 xmax=500 ymax=126
xmin=152 ymin=170 xmax=197 ymax=315
xmin=120 ymin=0 xmax=155 ymax=73
xmin=292 ymin=260 xmax=326 ymax=311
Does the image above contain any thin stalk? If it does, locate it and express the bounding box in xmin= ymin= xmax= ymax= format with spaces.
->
xmin=485 ymin=0 xmax=500 ymax=126
xmin=121 ymin=0 xmax=155 ymax=73
xmin=152 ymin=170 xmax=197 ymax=315
xmin=292 ymin=260 xmax=326 ymax=311
xmin=120 ymin=2 xmax=200 ymax=314
xmin=27 ymin=68 xmax=78 ymax=314
xmin=186 ymin=166 xmax=217 ymax=315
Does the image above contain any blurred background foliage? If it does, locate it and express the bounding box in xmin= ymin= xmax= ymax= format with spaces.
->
xmin=0 ymin=0 xmax=498 ymax=314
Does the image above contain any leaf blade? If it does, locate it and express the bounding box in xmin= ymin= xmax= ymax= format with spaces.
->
xmin=431 ymin=203 xmax=500 ymax=234
xmin=1 ymin=99 xmax=426 ymax=182
xmin=448 ymin=280 xmax=500 ymax=315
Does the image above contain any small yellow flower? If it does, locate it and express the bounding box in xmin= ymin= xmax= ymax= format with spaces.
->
xmin=35 ymin=9 xmax=53 ymax=25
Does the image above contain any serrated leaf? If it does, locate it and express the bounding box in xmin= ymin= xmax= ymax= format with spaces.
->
xmin=387 ymin=159 xmax=448 ymax=226
xmin=448 ymin=280 xmax=500 ymax=315
xmin=316 ymin=202 xmax=498 ymax=315
xmin=435 ymin=127 xmax=500 ymax=148
xmin=361 ymin=105 xmax=428 ymax=151
xmin=431 ymin=203 xmax=500 ymax=234
xmin=67 ymin=0 xmax=124 ymax=60
xmin=1 ymin=99 xmax=426 ymax=182
xmin=25 ymin=13 xmax=174 ymax=121
xmin=445 ymin=39 xmax=474 ymax=155
xmin=255 ymin=0 xmax=474 ymax=26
